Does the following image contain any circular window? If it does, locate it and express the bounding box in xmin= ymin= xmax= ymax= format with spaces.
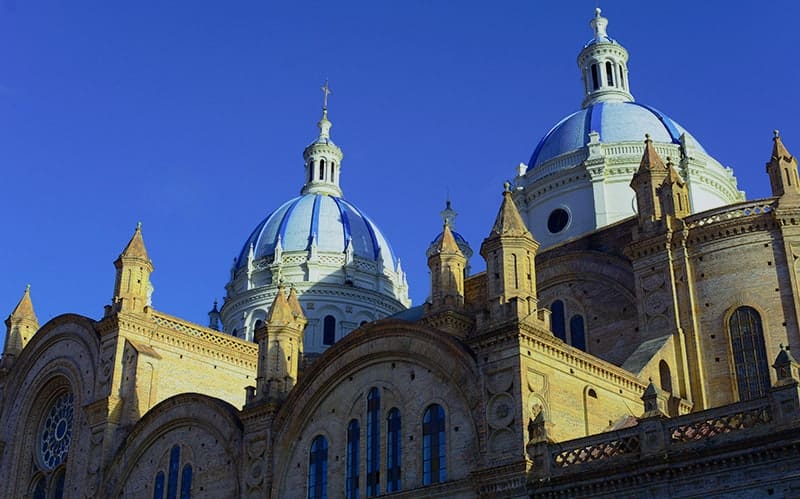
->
xmin=39 ymin=392 xmax=74 ymax=469
xmin=547 ymin=208 xmax=570 ymax=234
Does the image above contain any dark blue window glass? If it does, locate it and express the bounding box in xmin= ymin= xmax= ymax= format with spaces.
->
xmin=167 ymin=445 xmax=180 ymax=499
xmin=386 ymin=408 xmax=401 ymax=492
xmin=153 ymin=471 xmax=165 ymax=499
xmin=422 ymin=404 xmax=446 ymax=485
xmin=52 ymin=468 xmax=66 ymax=499
xmin=323 ymin=315 xmax=336 ymax=346
xmin=570 ymin=315 xmax=586 ymax=351
xmin=180 ymin=464 xmax=192 ymax=499
xmin=308 ymin=436 xmax=328 ymax=499
xmin=730 ymin=306 xmax=770 ymax=401
xmin=31 ymin=476 xmax=46 ymax=499
xmin=551 ymin=300 xmax=566 ymax=341
xmin=346 ymin=420 xmax=360 ymax=499
xmin=366 ymin=388 xmax=380 ymax=497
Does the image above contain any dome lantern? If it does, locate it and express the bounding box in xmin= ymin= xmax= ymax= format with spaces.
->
xmin=302 ymin=80 xmax=344 ymax=197
xmin=578 ymin=8 xmax=634 ymax=109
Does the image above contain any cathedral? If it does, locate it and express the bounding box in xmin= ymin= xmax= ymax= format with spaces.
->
xmin=4 ymin=8 xmax=800 ymax=498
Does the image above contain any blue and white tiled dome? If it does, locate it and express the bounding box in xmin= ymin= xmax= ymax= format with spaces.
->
xmin=236 ymin=193 xmax=396 ymax=270
xmin=528 ymin=101 xmax=707 ymax=169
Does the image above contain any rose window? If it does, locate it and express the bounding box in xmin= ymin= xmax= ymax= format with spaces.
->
xmin=39 ymin=392 xmax=74 ymax=469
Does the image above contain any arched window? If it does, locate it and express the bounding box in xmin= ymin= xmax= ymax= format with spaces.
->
xmin=51 ymin=467 xmax=66 ymax=499
xmin=323 ymin=315 xmax=336 ymax=346
xmin=180 ymin=464 xmax=192 ymax=499
xmin=309 ymin=162 xmax=314 ymax=183
xmin=422 ymin=404 xmax=446 ymax=485
xmin=31 ymin=475 xmax=46 ymax=499
xmin=254 ymin=320 xmax=263 ymax=332
xmin=366 ymin=388 xmax=380 ymax=496
xmin=729 ymin=306 xmax=770 ymax=401
xmin=153 ymin=471 xmax=165 ymax=499
xmin=167 ymin=445 xmax=180 ymax=499
xmin=570 ymin=315 xmax=586 ymax=351
xmin=619 ymin=64 xmax=626 ymax=89
xmin=346 ymin=420 xmax=360 ymax=499
xmin=308 ymin=436 xmax=328 ymax=499
xmin=319 ymin=159 xmax=326 ymax=180
xmin=591 ymin=64 xmax=599 ymax=90
xmin=659 ymin=360 xmax=673 ymax=394
xmin=386 ymin=408 xmax=401 ymax=492
xmin=551 ymin=300 xmax=566 ymax=341
xmin=606 ymin=61 xmax=614 ymax=86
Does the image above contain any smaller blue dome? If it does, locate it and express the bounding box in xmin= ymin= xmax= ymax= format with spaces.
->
xmin=429 ymin=230 xmax=469 ymax=248
xmin=236 ymin=194 xmax=395 ymax=270
xmin=528 ymin=101 xmax=706 ymax=169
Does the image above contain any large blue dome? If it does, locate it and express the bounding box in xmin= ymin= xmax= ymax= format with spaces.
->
xmin=236 ymin=193 xmax=396 ymax=270
xmin=528 ymin=101 xmax=707 ymax=169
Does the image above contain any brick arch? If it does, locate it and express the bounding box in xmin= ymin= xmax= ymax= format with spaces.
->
xmin=104 ymin=393 xmax=243 ymax=498
xmin=271 ymin=319 xmax=482 ymax=497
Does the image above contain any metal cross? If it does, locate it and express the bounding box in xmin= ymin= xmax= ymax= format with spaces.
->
xmin=321 ymin=80 xmax=331 ymax=109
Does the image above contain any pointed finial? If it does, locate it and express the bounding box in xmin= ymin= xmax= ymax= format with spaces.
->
xmin=136 ymin=221 xmax=142 ymax=230
xmin=589 ymin=6 xmax=609 ymax=39
xmin=595 ymin=7 xmax=602 ymax=17
xmin=25 ymin=283 xmax=30 ymax=292
xmin=645 ymin=133 xmax=651 ymax=142
xmin=503 ymin=181 xmax=512 ymax=193
xmin=775 ymin=129 xmax=780 ymax=139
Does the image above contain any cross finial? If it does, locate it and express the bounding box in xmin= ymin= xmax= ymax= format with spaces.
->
xmin=321 ymin=80 xmax=331 ymax=110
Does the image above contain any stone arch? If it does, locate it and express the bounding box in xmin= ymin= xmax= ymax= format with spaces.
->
xmin=104 ymin=393 xmax=243 ymax=498
xmin=0 ymin=314 xmax=99 ymax=499
xmin=270 ymin=319 xmax=482 ymax=497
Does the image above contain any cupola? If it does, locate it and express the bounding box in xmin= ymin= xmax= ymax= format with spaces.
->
xmin=578 ymin=8 xmax=634 ymax=108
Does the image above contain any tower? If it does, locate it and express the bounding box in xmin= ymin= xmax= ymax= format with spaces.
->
xmin=111 ymin=223 xmax=154 ymax=314
xmin=630 ymin=134 xmax=669 ymax=229
xmin=658 ymin=156 xmax=691 ymax=222
xmin=427 ymin=221 xmax=466 ymax=313
xmin=480 ymin=182 xmax=540 ymax=325
xmin=254 ymin=285 xmax=307 ymax=402
xmin=301 ymin=80 xmax=344 ymax=197
xmin=767 ymin=130 xmax=800 ymax=204
xmin=1 ymin=285 xmax=39 ymax=368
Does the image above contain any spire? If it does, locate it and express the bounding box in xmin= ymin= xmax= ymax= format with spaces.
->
xmin=578 ymin=8 xmax=634 ymax=108
xmin=767 ymin=130 xmax=800 ymax=201
xmin=437 ymin=221 xmax=463 ymax=255
xmin=488 ymin=182 xmax=531 ymax=239
xmin=266 ymin=286 xmax=294 ymax=325
xmin=3 ymin=285 xmax=40 ymax=364
xmin=636 ymin=134 xmax=667 ymax=174
xmin=121 ymin=222 xmax=149 ymax=260
xmin=111 ymin=223 xmax=154 ymax=314
xmin=287 ymin=286 xmax=305 ymax=319
xmin=208 ymin=300 xmax=221 ymax=331
xmin=302 ymin=81 xmax=344 ymax=197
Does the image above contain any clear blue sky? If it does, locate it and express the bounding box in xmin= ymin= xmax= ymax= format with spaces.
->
xmin=2 ymin=1 xmax=798 ymax=348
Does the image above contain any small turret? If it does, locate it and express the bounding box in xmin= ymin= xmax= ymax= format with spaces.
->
xmin=480 ymin=183 xmax=540 ymax=324
xmin=208 ymin=300 xmax=221 ymax=331
xmin=766 ymin=130 xmax=800 ymax=203
xmin=253 ymin=286 xmax=307 ymax=402
xmin=658 ymin=157 xmax=691 ymax=222
xmin=427 ymin=221 xmax=466 ymax=313
xmin=111 ymin=223 xmax=154 ymax=314
xmin=2 ymin=285 xmax=39 ymax=368
xmin=630 ymin=134 xmax=669 ymax=228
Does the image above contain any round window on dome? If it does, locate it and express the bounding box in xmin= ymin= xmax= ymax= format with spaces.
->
xmin=547 ymin=208 xmax=570 ymax=234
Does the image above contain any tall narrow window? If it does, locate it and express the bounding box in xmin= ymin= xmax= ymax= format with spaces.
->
xmin=422 ymin=404 xmax=446 ymax=485
xmin=319 ymin=159 xmax=326 ymax=180
xmin=366 ymin=388 xmax=380 ymax=496
xmin=729 ymin=307 xmax=770 ymax=401
xmin=551 ymin=300 xmax=566 ymax=341
xmin=323 ymin=315 xmax=336 ymax=346
xmin=180 ymin=464 xmax=192 ymax=499
xmin=619 ymin=64 xmax=626 ymax=89
xmin=659 ymin=360 xmax=673 ymax=394
xmin=386 ymin=408 xmax=401 ymax=492
xmin=606 ymin=61 xmax=614 ymax=86
xmin=153 ymin=471 xmax=165 ymax=499
xmin=570 ymin=315 xmax=586 ymax=351
xmin=167 ymin=445 xmax=180 ymax=499
xmin=591 ymin=64 xmax=599 ymax=90
xmin=308 ymin=436 xmax=328 ymax=499
xmin=346 ymin=420 xmax=360 ymax=499
xmin=309 ymin=162 xmax=314 ymax=183
xmin=512 ymin=254 xmax=519 ymax=289
xmin=31 ymin=476 xmax=46 ymax=499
